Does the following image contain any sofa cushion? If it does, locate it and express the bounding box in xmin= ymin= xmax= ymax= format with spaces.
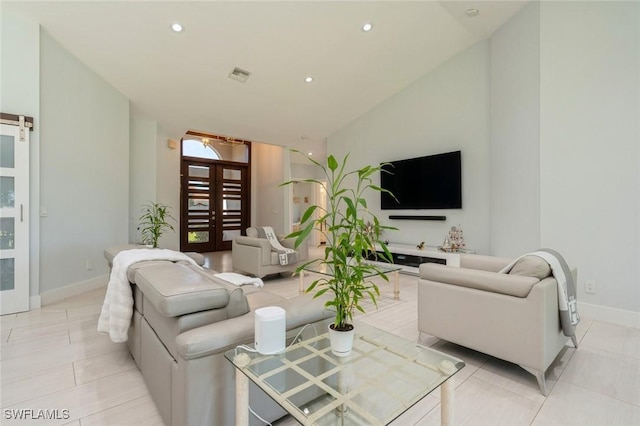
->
xmin=508 ymin=255 xmax=551 ymax=280
xmin=135 ymin=263 xmax=231 ymax=317
xmin=246 ymin=227 xmax=259 ymax=238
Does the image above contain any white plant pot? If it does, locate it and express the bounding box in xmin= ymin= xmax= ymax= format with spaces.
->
xmin=328 ymin=324 xmax=355 ymax=357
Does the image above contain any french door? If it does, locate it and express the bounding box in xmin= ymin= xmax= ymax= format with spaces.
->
xmin=180 ymin=160 xmax=249 ymax=252
xmin=0 ymin=120 xmax=30 ymax=314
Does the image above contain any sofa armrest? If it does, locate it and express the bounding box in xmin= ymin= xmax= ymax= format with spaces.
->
xmin=234 ymin=235 xmax=272 ymax=252
xmin=419 ymin=263 xmax=540 ymax=298
xmin=233 ymin=236 xmax=272 ymax=265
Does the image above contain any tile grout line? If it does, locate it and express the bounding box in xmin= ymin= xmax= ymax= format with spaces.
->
xmin=72 ymin=360 xmax=78 ymax=386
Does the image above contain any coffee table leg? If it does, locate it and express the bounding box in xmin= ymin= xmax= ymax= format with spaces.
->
xmin=236 ymin=371 xmax=249 ymax=426
xmin=393 ymin=270 xmax=400 ymax=300
xmin=299 ymin=270 xmax=305 ymax=294
xmin=441 ymin=378 xmax=454 ymax=426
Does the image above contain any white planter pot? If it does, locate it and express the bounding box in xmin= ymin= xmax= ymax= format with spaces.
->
xmin=328 ymin=324 xmax=355 ymax=357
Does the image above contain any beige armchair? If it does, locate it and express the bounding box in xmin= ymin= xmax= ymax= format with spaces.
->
xmin=232 ymin=227 xmax=309 ymax=278
xmin=417 ymin=253 xmax=575 ymax=395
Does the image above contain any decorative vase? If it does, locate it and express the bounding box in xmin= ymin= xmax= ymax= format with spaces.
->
xmin=328 ymin=324 xmax=355 ymax=357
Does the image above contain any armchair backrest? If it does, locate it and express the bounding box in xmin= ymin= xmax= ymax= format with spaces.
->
xmin=459 ymin=253 xmax=512 ymax=272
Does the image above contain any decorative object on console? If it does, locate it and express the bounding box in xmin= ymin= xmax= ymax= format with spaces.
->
xmin=439 ymin=225 xmax=466 ymax=253
xmin=138 ymin=202 xmax=175 ymax=248
xmin=417 ymin=241 xmax=425 ymax=250
xmin=282 ymin=150 xmax=397 ymax=357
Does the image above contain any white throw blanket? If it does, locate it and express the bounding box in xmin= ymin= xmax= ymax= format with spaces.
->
xmin=214 ymin=272 xmax=264 ymax=287
xmin=499 ymin=249 xmax=579 ymax=341
xmin=258 ymin=226 xmax=297 ymax=265
xmin=97 ymin=249 xmax=199 ymax=343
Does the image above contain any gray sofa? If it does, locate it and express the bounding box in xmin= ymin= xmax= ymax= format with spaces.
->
xmin=232 ymin=227 xmax=309 ymax=278
xmin=418 ymin=253 xmax=575 ymax=395
xmin=104 ymin=246 xmax=331 ymax=425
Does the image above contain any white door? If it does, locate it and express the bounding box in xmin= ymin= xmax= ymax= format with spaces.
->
xmin=313 ymin=180 xmax=327 ymax=246
xmin=0 ymin=122 xmax=30 ymax=314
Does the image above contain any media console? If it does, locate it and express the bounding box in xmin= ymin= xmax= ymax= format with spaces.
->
xmin=368 ymin=243 xmax=468 ymax=275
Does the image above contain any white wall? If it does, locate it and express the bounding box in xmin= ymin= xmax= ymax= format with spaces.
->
xmin=328 ymin=41 xmax=492 ymax=254
xmin=0 ymin=9 xmax=41 ymax=302
xmin=156 ymin=125 xmax=180 ymax=250
xmin=253 ymin=143 xmax=288 ymax=236
xmin=129 ymin=112 xmax=157 ymax=243
xmin=129 ymin=117 xmax=180 ymax=249
xmin=291 ymin=162 xmax=325 ymax=180
xmin=539 ymin=1 xmax=640 ymax=313
xmin=490 ymin=2 xmax=541 ymax=258
xmin=39 ymin=31 xmax=129 ymax=293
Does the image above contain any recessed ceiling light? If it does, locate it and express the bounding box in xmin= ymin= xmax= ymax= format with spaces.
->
xmin=362 ymin=23 xmax=373 ymax=32
xmin=308 ymin=152 xmax=313 ymax=156
xmin=465 ymin=9 xmax=480 ymax=18
xmin=304 ymin=76 xmax=313 ymax=83
xmin=171 ymin=23 xmax=183 ymax=32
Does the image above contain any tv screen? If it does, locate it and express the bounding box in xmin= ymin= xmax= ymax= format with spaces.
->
xmin=381 ymin=150 xmax=462 ymax=210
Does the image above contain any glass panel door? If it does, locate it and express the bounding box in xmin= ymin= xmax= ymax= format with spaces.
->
xmin=180 ymin=160 xmax=249 ymax=252
xmin=181 ymin=162 xmax=215 ymax=252
xmin=0 ymin=124 xmax=30 ymax=314
xmin=216 ymin=166 xmax=246 ymax=250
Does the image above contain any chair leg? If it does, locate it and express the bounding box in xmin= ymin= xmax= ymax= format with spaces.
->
xmin=520 ymin=365 xmax=548 ymax=396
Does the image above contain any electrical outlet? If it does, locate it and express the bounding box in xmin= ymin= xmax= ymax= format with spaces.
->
xmin=86 ymin=260 xmax=93 ymax=271
xmin=585 ymin=280 xmax=596 ymax=294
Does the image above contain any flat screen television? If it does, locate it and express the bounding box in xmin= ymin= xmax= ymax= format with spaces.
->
xmin=380 ymin=150 xmax=462 ymax=210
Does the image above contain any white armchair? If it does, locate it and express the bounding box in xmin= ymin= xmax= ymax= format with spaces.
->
xmin=232 ymin=227 xmax=309 ymax=278
xmin=418 ymin=253 xmax=575 ymax=395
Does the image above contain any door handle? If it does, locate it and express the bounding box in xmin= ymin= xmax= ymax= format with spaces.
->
xmin=20 ymin=204 xmax=24 ymax=222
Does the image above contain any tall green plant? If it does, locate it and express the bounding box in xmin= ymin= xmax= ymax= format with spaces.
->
xmin=282 ymin=152 xmax=396 ymax=331
xmin=138 ymin=202 xmax=175 ymax=248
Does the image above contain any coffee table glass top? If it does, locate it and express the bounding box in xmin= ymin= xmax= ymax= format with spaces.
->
xmin=225 ymin=318 xmax=464 ymax=425
xmin=303 ymin=262 xmax=402 ymax=278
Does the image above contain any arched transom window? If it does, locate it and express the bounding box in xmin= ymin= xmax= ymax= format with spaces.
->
xmin=182 ymin=138 xmax=221 ymax=160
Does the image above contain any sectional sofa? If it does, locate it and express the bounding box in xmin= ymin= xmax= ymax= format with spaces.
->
xmin=104 ymin=246 xmax=331 ymax=425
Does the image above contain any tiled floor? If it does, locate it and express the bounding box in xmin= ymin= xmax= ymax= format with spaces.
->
xmin=1 ymin=250 xmax=639 ymax=425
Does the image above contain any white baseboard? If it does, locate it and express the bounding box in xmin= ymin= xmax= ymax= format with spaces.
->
xmin=578 ymin=302 xmax=640 ymax=329
xmin=30 ymin=295 xmax=41 ymax=310
xmin=41 ymin=274 xmax=108 ymax=306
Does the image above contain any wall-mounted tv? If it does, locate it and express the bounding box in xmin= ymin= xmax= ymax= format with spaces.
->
xmin=380 ymin=150 xmax=462 ymax=210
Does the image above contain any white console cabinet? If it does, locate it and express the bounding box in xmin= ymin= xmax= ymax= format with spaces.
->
xmin=369 ymin=243 xmax=472 ymax=275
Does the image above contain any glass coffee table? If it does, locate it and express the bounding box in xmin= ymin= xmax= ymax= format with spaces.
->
xmin=299 ymin=263 xmax=404 ymax=300
xmin=225 ymin=318 xmax=464 ymax=426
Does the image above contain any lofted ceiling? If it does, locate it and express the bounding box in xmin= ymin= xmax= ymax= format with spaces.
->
xmin=5 ymin=1 xmax=528 ymax=160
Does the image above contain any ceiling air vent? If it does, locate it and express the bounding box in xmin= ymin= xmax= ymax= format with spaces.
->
xmin=228 ymin=67 xmax=251 ymax=83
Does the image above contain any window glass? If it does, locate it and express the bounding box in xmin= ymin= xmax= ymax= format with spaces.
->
xmin=182 ymin=139 xmax=221 ymax=160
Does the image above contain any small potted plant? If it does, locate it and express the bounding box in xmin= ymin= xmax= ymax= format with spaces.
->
xmin=138 ymin=202 xmax=175 ymax=248
xmin=282 ymin=152 xmax=396 ymax=356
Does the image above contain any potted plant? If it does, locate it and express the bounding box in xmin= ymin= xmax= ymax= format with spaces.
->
xmin=282 ymin=152 xmax=396 ymax=357
xmin=138 ymin=202 xmax=176 ymax=248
